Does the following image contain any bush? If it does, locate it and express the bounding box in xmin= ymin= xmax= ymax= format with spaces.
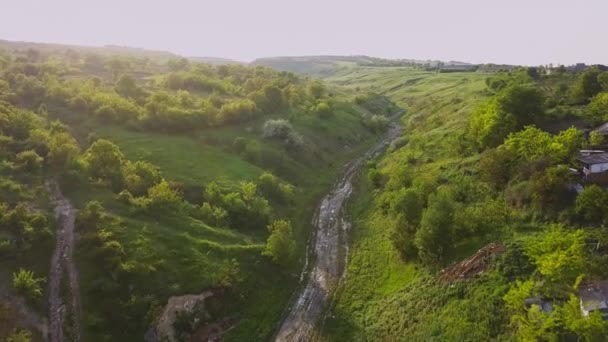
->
xmin=217 ymin=100 xmax=257 ymax=124
xmin=367 ymin=168 xmax=384 ymax=188
xmin=141 ymin=180 xmax=183 ymax=214
xmin=5 ymin=329 xmax=33 ymax=342
xmin=575 ymin=185 xmax=608 ymax=223
xmin=309 ymin=101 xmax=333 ymax=118
xmin=257 ymin=172 xmax=294 ymax=203
xmin=12 ymin=268 xmax=45 ymax=300
xmin=415 ymin=190 xmax=456 ymax=265
xmin=262 ymin=119 xmax=304 ymax=148
xmin=14 ymin=150 xmax=43 ymax=172
xmin=263 ymin=219 xmax=296 ymax=266
xmin=122 ymin=161 xmax=162 ymax=196
xmin=588 ymin=92 xmax=608 ymax=124
xmin=83 ymin=139 xmax=126 ymax=190
xmin=363 ymin=114 xmax=389 ymax=132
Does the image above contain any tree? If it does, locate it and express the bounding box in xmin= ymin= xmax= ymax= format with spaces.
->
xmin=14 ymin=150 xmax=43 ymax=172
xmin=105 ymin=57 xmax=129 ymax=81
xmin=524 ymin=226 xmax=586 ymax=287
xmin=143 ymin=180 xmax=183 ymax=214
xmin=571 ymin=67 xmax=603 ymax=103
xmin=389 ymin=188 xmax=423 ymax=260
xmin=495 ymin=84 xmax=544 ymax=126
xmin=562 ymin=295 xmax=608 ymax=341
xmin=479 ymin=147 xmax=515 ymax=189
xmin=257 ymin=172 xmax=293 ymax=203
xmin=83 ymin=139 xmax=126 ymax=189
xmin=526 ymin=67 xmax=540 ymax=80
xmin=589 ymin=131 xmax=605 ymax=146
xmin=588 ymin=92 xmax=608 ymax=124
xmin=467 ymin=99 xmax=516 ymax=149
xmin=5 ymin=329 xmax=33 ymax=342
xmin=47 ymin=131 xmax=80 ymax=168
xmin=575 ymin=185 xmax=608 ymax=223
xmin=12 ymin=268 xmax=45 ymax=300
xmin=504 ymin=126 xmax=581 ymax=164
xmin=414 ymin=190 xmax=455 ymax=265
xmin=263 ymin=219 xmax=295 ymax=266
xmin=468 ymin=84 xmax=544 ymax=150
xmin=115 ymin=74 xmax=139 ymax=98
xmin=528 ymin=165 xmax=573 ymax=211
xmin=307 ymin=81 xmax=325 ymax=98
xmin=310 ymin=101 xmax=333 ymax=119
xmin=122 ymin=161 xmax=162 ymax=196
xmin=598 ymin=72 xmax=608 ymax=92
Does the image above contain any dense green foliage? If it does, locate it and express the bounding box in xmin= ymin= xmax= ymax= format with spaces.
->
xmin=12 ymin=268 xmax=45 ymax=300
xmin=0 ymin=45 xmax=397 ymax=341
xmin=322 ymin=65 xmax=608 ymax=341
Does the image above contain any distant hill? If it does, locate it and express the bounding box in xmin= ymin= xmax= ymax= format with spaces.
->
xmin=188 ymin=56 xmax=244 ymax=65
xmin=251 ymin=55 xmax=476 ymax=77
xmin=0 ymin=39 xmax=178 ymax=61
xmin=251 ymin=55 xmax=373 ymax=76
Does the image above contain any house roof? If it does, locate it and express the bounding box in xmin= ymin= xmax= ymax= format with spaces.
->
xmin=594 ymin=122 xmax=608 ymax=135
xmin=579 ymin=280 xmax=608 ymax=312
xmin=577 ymin=152 xmax=608 ymax=165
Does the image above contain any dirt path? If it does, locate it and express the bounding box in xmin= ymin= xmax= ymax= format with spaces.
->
xmin=46 ymin=180 xmax=81 ymax=342
xmin=274 ymin=116 xmax=402 ymax=342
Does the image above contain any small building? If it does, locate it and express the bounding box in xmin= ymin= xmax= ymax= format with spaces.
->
xmin=577 ymin=151 xmax=608 ymax=176
xmin=578 ymin=280 xmax=608 ymax=319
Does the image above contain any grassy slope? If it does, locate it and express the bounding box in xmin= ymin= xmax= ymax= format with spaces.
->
xmin=321 ymin=68 xmax=501 ymax=340
xmin=62 ymin=103 xmax=386 ymax=341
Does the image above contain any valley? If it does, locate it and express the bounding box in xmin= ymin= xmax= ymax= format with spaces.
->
xmin=1 ymin=38 xmax=608 ymax=342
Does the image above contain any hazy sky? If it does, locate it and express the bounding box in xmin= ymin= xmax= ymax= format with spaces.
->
xmin=2 ymin=0 xmax=606 ymax=65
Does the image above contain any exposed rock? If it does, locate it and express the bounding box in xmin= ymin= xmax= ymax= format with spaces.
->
xmin=155 ymin=290 xmax=215 ymax=342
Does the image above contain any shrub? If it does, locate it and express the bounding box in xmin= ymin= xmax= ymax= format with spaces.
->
xmin=363 ymin=114 xmax=389 ymax=132
xmin=83 ymin=139 xmax=126 ymax=190
xmin=263 ymin=219 xmax=296 ymax=266
xmin=310 ymin=101 xmax=333 ymax=118
xmin=257 ymin=172 xmax=294 ymax=203
xmin=575 ymin=185 xmax=608 ymax=223
xmin=262 ymin=119 xmax=304 ymax=148
xmin=142 ymin=180 xmax=183 ymax=214
xmin=12 ymin=268 xmax=45 ymax=300
xmin=5 ymin=329 xmax=32 ymax=342
xmin=14 ymin=150 xmax=43 ymax=172
xmin=122 ymin=161 xmax=162 ymax=196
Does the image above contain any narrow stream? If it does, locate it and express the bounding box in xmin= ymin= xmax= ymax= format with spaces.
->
xmin=47 ymin=180 xmax=81 ymax=342
xmin=274 ymin=117 xmax=402 ymax=341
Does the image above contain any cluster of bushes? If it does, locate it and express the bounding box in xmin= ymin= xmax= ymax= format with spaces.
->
xmin=262 ymin=119 xmax=304 ymax=148
xmin=467 ymin=83 xmax=545 ymax=149
xmin=76 ymin=201 xmax=137 ymax=276
xmin=1 ymin=49 xmax=341 ymax=138
xmin=355 ymin=93 xmax=398 ymax=115
xmin=501 ymin=225 xmax=608 ymax=340
xmin=0 ymin=202 xmax=51 ymax=255
xmin=198 ymin=181 xmax=271 ymax=231
xmin=0 ymin=101 xmax=80 ymax=172
xmin=82 ymin=139 xmax=162 ymax=193
xmin=383 ymin=175 xmax=506 ymax=264
xmin=12 ymin=268 xmax=45 ymax=300
xmin=164 ymin=71 xmax=231 ymax=93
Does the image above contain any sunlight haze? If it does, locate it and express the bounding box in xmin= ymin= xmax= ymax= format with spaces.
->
xmin=2 ymin=0 xmax=606 ymax=65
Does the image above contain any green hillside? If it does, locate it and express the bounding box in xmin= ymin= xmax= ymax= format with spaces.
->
xmin=320 ymin=65 xmax=608 ymax=340
xmin=0 ymin=45 xmax=400 ymax=341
